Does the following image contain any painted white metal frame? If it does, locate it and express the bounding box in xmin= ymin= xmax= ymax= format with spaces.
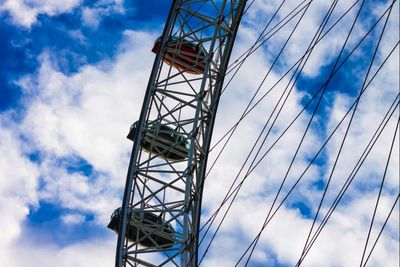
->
xmin=116 ymin=1 xmax=247 ymax=266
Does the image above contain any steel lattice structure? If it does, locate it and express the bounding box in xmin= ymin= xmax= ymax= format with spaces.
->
xmin=115 ymin=0 xmax=247 ymax=266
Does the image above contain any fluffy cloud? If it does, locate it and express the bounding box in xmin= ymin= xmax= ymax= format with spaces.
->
xmin=242 ymin=0 xmax=362 ymax=77
xmin=0 ymin=0 xmax=82 ymax=27
xmin=0 ymin=0 xmax=124 ymax=28
xmin=198 ymin=1 xmax=399 ymax=266
xmin=81 ymin=0 xmax=124 ymax=28
xmin=0 ymin=115 xmax=39 ymax=245
xmin=0 ymin=30 xmax=157 ymax=266
xmin=20 ymin=30 xmax=154 ymax=180
xmin=4 ymin=240 xmax=115 ymax=267
xmin=0 ymin=1 xmax=398 ymax=266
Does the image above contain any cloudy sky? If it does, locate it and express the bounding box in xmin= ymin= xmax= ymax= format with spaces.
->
xmin=0 ymin=0 xmax=398 ymax=267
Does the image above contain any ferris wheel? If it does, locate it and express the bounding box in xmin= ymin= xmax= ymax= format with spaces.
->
xmin=108 ymin=0 xmax=399 ymax=266
xmin=108 ymin=0 xmax=248 ymax=266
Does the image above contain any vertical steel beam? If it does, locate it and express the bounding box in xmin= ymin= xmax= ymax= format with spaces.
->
xmin=115 ymin=1 xmax=180 ymax=266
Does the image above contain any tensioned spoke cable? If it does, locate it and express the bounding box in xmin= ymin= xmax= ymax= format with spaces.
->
xmin=223 ymin=0 xmax=361 ymax=87
xmin=238 ymin=43 xmax=399 ymax=266
xmin=241 ymin=94 xmax=399 ymax=267
xmin=212 ymin=14 xmax=320 ymax=262
xmin=267 ymin=96 xmax=400 ymax=241
xmin=186 ymin=0 xmax=304 ymax=266
xmin=243 ymin=85 xmax=399 ymax=258
xmin=205 ymin=1 xmax=311 ymax=184
xmin=242 ymin=0 xmax=256 ymax=15
xmin=224 ymin=0 xmax=309 ymax=78
xmin=173 ymin=1 xmax=396 ymax=266
xmin=206 ymin=1 xmax=381 ymax=237
xmin=201 ymin=36 xmax=398 ymax=265
xmin=296 ymin=2 xmax=396 ymax=265
xmin=198 ymin=1 xmax=341 ymax=263
xmin=197 ymin=0 xmax=316 ymax=259
xmin=360 ymin=120 xmax=399 ymax=266
xmin=200 ymin=40 xmax=397 ymax=262
xmin=299 ymin=110 xmax=400 ymax=264
xmin=197 ymin=1 xmax=396 ymax=266
xmin=239 ymin=0 xmax=369 ymax=263
xmin=363 ymin=194 xmax=400 ymax=266
xmin=220 ymin=0 xmax=293 ymax=136
xmin=208 ymin=0 xmax=374 ymax=157
xmin=222 ymin=0 xmax=295 ymax=94
xmin=296 ymin=0 xmax=373 ymax=264
xmin=205 ymin=0 xmax=367 ymax=191
xmin=227 ymin=0 xmax=308 ymax=69
xmin=199 ymin=0 xmax=314 ymax=230
xmin=202 ymin=0 xmax=396 ymax=216
xmin=197 ymin=8 xmax=397 ymax=253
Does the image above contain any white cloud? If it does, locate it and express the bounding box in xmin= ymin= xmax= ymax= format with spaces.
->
xmin=81 ymin=0 xmax=124 ymax=28
xmin=242 ymin=0 xmax=361 ymax=77
xmin=200 ymin=193 xmax=399 ymax=267
xmin=0 ymin=0 xmax=82 ymax=27
xmin=5 ymin=240 xmax=115 ymax=267
xmin=61 ymin=213 xmax=85 ymax=224
xmin=0 ymin=0 xmax=124 ymax=28
xmin=0 ymin=30 xmax=157 ymax=266
xmin=81 ymin=7 xmax=101 ymax=28
xmin=0 ymin=115 xmax=39 ymax=246
xmin=19 ymin=30 xmax=155 ymax=179
xmin=0 ymin=1 xmax=398 ymax=266
xmin=198 ymin=1 xmax=399 ymax=266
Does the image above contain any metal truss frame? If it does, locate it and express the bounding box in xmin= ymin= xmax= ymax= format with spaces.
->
xmin=116 ymin=0 xmax=247 ymax=266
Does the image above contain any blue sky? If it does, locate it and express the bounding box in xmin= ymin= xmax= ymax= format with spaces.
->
xmin=0 ymin=1 xmax=398 ymax=267
xmin=0 ymin=0 xmax=171 ymax=111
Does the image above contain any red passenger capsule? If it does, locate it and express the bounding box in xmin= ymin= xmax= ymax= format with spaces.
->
xmin=152 ymin=36 xmax=206 ymax=75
